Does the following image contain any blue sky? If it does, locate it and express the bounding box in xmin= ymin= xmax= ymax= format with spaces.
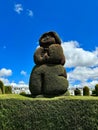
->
xmin=0 ymin=0 xmax=98 ymax=88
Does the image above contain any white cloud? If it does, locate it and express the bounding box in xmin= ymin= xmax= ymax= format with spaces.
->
xmin=62 ymin=41 xmax=98 ymax=68
xmin=68 ymin=66 xmax=98 ymax=83
xmin=61 ymin=41 xmax=98 ymax=88
xmin=14 ymin=4 xmax=23 ymax=14
xmin=27 ymin=9 xmax=33 ymax=17
xmin=14 ymin=4 xmax=34 ymax=17
xmin=0 ymin=77 xmax=10 ymax=85
xmin=0 ymin=68 xmax=12 ymax=77
xmin=11 ymin=81 xmax=28 ymax=88
xmin=20 ymin=70 xmax=27 ymax=76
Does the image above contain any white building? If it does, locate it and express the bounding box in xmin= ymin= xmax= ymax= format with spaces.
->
xmin=12 ymin=85 xmax=30 ymax=94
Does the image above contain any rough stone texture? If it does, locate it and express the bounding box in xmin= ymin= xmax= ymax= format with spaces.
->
xmin=29 ymin=31 xmax=69 ymax=97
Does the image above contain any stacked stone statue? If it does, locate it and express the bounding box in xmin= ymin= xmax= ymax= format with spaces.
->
xmin=29 ymin=31 xmax=69 ymax=97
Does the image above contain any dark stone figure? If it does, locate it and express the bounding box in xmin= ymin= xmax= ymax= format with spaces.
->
xmin=29 ymin=31 xmax=69 ymax=97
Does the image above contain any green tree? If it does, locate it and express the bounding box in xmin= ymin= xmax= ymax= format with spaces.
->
xmin=95 ymin=84 xmax=98 ymax=96
xmin=0 ymin=80 xmax=5 ymax=94
xmin=83 ymin=86 xmax=90 ymax=96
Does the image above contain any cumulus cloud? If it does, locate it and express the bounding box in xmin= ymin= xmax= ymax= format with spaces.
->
xmin=62 ymin=41 xmax=98 ymax=68
xmin=61 ymin=41 xmax=98 ymax=88
xmin=0 ymin=68 xmax=12 ymax=77
xmin=0 ymin=68 xmax=28 ymax=89
xmin=68 ymin=66 xmax=98 ymax=84
xmin=14 ymin=4 xmax=23 ymax=14
xmin=0 ymin=77 xmax=10 ymax=85
xmin=20 ymin=70 xmax=27 ymax=76
xmin=11 ymin=81 xmax=28 ymax=88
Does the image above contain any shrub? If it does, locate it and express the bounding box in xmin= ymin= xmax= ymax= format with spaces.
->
xmin=74 ymin=88 xmax=81 ymax=96
xmin=92 ymin=89 xmax=96 ymax=96
xmin=0 ymin=80 xmax=5 ymax=94
xmin=19 ymin=91 xmax=26 ymax=96
xmin=95 ymin=84 xmax=98 ymax=96
xmin=5 ymin=86 xmax=12 ymax=94
xmin=83 ymin=86 xmax=90 ymax=96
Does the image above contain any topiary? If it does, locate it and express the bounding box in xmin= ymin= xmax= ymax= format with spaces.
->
xmin=83 ymin=86 xmax=90 ymax=96
xmin=92 ymin=89 xmax=96 ymax=96
xmin=0 ymin=80 xmax=5 ymax=94
xmin=95 ymin=84 xmax=98 ymax=96
xmin=29 ymin=64 xmax=68 ymax=96
xmin=74 ymin=88 xmax=81 ymax=96
xmin=29 ymin=31 xmax=69 ymax=97
xmin=5 ymin=86 xmax=12 ymax=94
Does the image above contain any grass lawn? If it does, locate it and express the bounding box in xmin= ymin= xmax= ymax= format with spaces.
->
xmin=0 ymin=94 xmax=98 ymax=100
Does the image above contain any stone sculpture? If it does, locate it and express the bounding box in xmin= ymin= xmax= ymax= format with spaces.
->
xmin=29 ymin=31 xmax=69 ymax=97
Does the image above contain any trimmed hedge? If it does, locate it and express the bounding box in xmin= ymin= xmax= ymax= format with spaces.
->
xmin=0 ymin=80 xmax=5 ymax=94
xmin=0 ymin=98 xmax=98 ymax=130
xmin=74 ymin=88 xmax=81 ymax=96
xmin=29 ymin=64 xmax=68 ymax=96
xmin=5 ymin=86 xmax=12 ymax=94
xmin=34 ymin=44 xmax=65 ymax=65
xmin=95 ymin=84 xmax=98 ymax=96
xmin=83 ymin=86 xmax=90 ymax=96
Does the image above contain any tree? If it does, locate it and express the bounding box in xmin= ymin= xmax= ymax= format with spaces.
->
xmin=0 ymin=80 xmax=5 ymax=94
xmin=83 ymin=86 xmax=90 ymax=96
xmin=95 ymin=84 xmax=98 ymax=96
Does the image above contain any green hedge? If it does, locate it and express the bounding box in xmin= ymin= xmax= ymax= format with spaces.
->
xmin=0 ymin=80 xmax=5 ymax=94
xmin=95 ymin=84 xmax=98 ymax=96
xmin=5 ymin=86 xmax=12 ymax=94
xmin=0 ymin=98 xmax=98 ymax=130
xmin=83 ymin=86 xmax=90 ymax=96
xmin=29 ymin=64 xmax=68 ymax=96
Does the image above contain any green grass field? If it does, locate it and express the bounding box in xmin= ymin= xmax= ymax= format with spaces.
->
xmin=0 ymin=94 xmax=98 ymax=100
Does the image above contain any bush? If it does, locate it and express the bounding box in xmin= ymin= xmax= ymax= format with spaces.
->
xmin=0 ymin=80 xmax=5 ymax=94
xmin=83 ymin=86 xmax=90 ymax=96
xmin=74 ymin=88 xmax=81 ymax=96
xmin=95 ymin=84 xmax=98 ymax=96
xmin=19 ymin=91 xmax=26 ymax=96
xmin=5 ymin=86 xmax=12 ymax=94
